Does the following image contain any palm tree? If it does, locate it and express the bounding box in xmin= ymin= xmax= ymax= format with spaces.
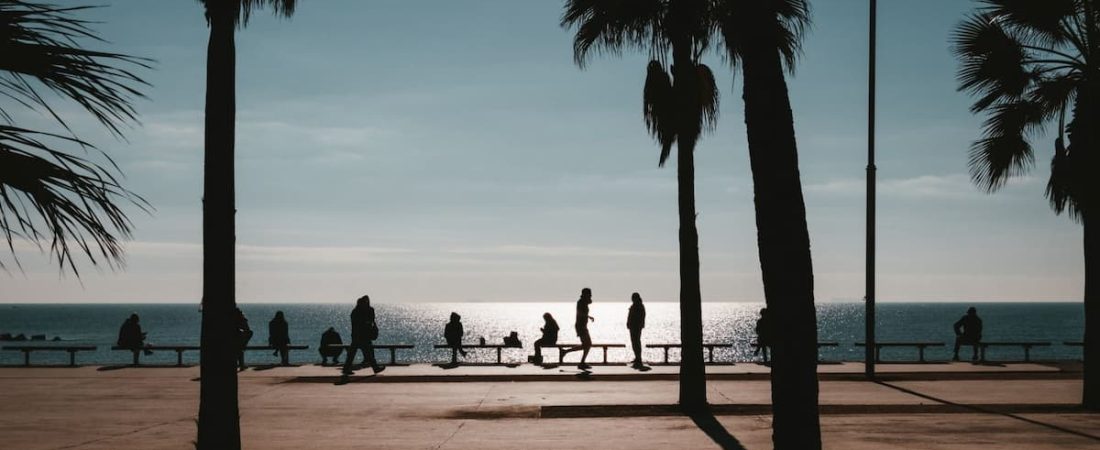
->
xmin=0 ymin=1 xmax=148 ymax=274
xmin=953 ymin=0 xmax=1098 ymax=410
xmin=562 ymin=0 xmax=718 ymax=411
xmin=712 ymin=1 xmax=820 ymax=447
xmin=195 ymin=1 xmax=295 ymax=448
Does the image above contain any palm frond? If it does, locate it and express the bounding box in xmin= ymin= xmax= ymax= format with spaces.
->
xmin=968 ymin=100 xmax=1045 ymax=191
xmin=0 ymin=125 xmax=147 ymax=274
xmin=953 ymin=13 xmax=1033 ymax=112
xmin=1045 ymin=136 xmax=1082 ymax=221
xmin=561 ymin=0 xmax=666 ymax=68
xmin=0 ymin=1 xmax=151 ymax=136
xmin=978 ymin=0 xmax=1079 ymax=47
xmin=713 ymin=0 xmax=811 ymax=74
xmin=643 ymin=60 xmax=676 ymax=166
xmin=198 ymin=0 xmax=296 ymax=27
xmin=697 ymin=63 xmax=719 ymax=131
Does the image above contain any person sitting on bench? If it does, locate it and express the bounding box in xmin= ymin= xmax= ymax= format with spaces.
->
xmin=117 ymin=313 xmax=153 ymax=356
xmin=444 ymin=312 xmax=467 ymax=359
xmin=319 ymin=327 xmax=343 ymax=365
xmin=953 ymin=306 xmax=983 ymax=361
xmin=503 ymin=331 xmax=522 ymax=348
xmin=529 ymin=313 xmax=559 ymax=365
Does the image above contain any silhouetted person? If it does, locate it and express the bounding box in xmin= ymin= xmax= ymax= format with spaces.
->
xmin=268 ymin=311 xmax=290 ymax=366
xmin=953 ymin=306 xmax=983 ymax=361
xmin=343 ymin=295 xmax=385 ymax=375
xmin=562 ymin=288 xmax=595 ymax=370
xmin=754 ymin=308 xmax=771 ymax=363
xmin=319 ymin=327 xmax=343 ymax=365
xmin=444 ymin=312 xmax=466 ymax=363
xmin=530 ymin=313 xmax=559 ymax=365
xmin=236 ymin=308 xmax=252 ymax=370
xmin=503 ymin=331 xmax=522 ymax=348
xmin=627 ymin=293 xmax=646 ymax=368
xmin=117 ymin=313 xmax=152 ymax=356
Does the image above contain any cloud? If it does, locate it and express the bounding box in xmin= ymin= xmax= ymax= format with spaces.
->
xmin=804 ymin=173 xmax=1042 ymax=199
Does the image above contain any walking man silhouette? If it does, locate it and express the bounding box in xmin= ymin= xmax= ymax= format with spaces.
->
xmin=562 ymin=288 xmax=595 ymax=370
xmin=342 ymin=295 xmax=385 ymax=375
xmin=627 ymin=293 xmax=646 ymax=369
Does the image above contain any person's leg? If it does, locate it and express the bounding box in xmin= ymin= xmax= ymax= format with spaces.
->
xmin=630 ymin=329 xmax=642 ymax=364
xmin=971 ymin=341 xmax=980 ymax=361
xmin=580 ymin=332 xmax=591 ymax=365
xmin=342 ymin=346 xmax=359 ymax=374
xmin=953 ymin=338 xmax=962 ymax=360
xmin=280 ymin=346 xmax=289 ymax=366
xmin=533 ymin=338 xmax=545 ymax=359
xmin=365 ymin=341 xmax=381 ymax=370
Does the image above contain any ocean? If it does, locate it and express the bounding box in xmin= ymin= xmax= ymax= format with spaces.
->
xmin=0 ymin=302 xmax=1085 ymax=366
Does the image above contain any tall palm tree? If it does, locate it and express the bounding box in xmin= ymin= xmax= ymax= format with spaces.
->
xmin=195 ymin=1 xmax=295 ymax=448
xmin=562 ymin=0 xmax=719 ymax=410
xmin=953 ymin=0 xmax=1098 ymax=410
xmin=0 ymin=1 xmax=148 ymax=274
xmin=712 ymin=1 xmax=820 ymax=447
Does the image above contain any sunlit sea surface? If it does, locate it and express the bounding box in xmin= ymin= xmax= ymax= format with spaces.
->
xmin=0 ymin=302 xmax=1085 ymax=366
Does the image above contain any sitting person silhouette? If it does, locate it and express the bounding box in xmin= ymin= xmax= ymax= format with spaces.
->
xmin=268 ymin=311 xmax=291 ymax=366
xmin=754 ymin=308 xmax=772 ymax=363
xmin=444 ymin=312 xmax=467 ymax=363
xmin=529 ymin=313 xmax=559 ymax=365
xmin=503 ymin=331 xmax=522 ymax=348
xmin=319 ymin=327 xmax=344 ymax=365
xmin=953 ymin=306 xmax=983 ymax=361
xmin=117 ymin=313 xmax=153 ymax=356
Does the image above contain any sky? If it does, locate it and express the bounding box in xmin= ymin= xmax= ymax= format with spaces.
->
xmin=1 ymin=0 xmax=1084 ymax=303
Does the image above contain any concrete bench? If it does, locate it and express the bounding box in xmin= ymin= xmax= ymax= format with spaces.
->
xmin=750 ymin=341 xmax=840 ymax=362
xmin=1064 ymin=341 xmax=1083 ymax=347
xmin=3 ymin=345 xmax=96 ymax=367
xmin=855 ymin=341 xmax=945 ymax=363
xmin=112 ymin=345 xmax=200 ymax=366
xmin=323 ymin=344 xmax=414 ymax=365
xmin=434 ymin=344 xmax=521 ymax=364
xmin=646 ymin=343 xmax=733 ymax=364
xmin=541 ymin=343 xmax=627 ymax=365
xmin=978 ymin=342 xmax=1051 ymax=362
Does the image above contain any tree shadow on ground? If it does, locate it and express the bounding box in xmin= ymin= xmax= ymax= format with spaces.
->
xmin=687 ymin=408 xmax=748 ymax=450
xmin=876 ymin=381 xmax=1100 ymax=442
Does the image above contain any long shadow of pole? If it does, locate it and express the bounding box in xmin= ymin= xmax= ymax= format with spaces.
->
xmin=876 ymin=381 xmax=1100 ymax=442
xmin=687 ymin=408 xmax=749 ymax=450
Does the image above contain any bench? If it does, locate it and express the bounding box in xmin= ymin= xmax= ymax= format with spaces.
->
xmin=542 ymin=343 xmax=627 ymax=365
xmin=1064 ymin=341 xmax=1084 ymax=347
xmin=323 ymin=344 xmax=415 ymax=365
xmin=855 ymin=341 xmax=945 ymax=363
xmin=750 ymin=341 xmax=840 ymax=362
xmin=978 ymin=342 xmax=1051 ymax=362
xmin=434 ymin=344 xmax=521 ymax=364
xmin=112 ymin=345 xmax=200 ymax=366
xmin=3 ymin=345 xmax=96 ymax=367
xmin=647 ymin=343 xmax=733 ymax=364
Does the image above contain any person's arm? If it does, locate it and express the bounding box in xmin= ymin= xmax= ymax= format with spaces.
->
xmin=953 ymin=318 xmax=964 ymax=335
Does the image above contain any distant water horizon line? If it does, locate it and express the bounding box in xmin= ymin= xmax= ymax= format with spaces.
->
xmin=0 ymin=299 xmax=1084 ymax=305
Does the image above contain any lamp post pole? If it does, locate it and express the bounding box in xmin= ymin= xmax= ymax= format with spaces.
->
xmin=865 ymin=0 xmax=878 ymax=380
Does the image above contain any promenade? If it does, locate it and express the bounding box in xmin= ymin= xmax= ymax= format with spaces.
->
xmin=0 ymin=362 xmax=1096 ymax=449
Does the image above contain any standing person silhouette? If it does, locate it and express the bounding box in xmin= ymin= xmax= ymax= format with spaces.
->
xmin=627 ymin=293 xmax=646 ymax=369
xmin=953 ymin=306 xmax=983 ymax=361
xmin=268 ymin=311 xmax=290 ymax=366
xmin=444 ymin=312 xmax=467 ymax=364
xmin=342 ymin=295 xmax=385 ymax=375
xmin=562 ymin=288 xmax=595 ymax=370
xmin=235 ymin=308 xmax=252 ymax=371
xmin=754 ymin=308 xmax=771 ymax=363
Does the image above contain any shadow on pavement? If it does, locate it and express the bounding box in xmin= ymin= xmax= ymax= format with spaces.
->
xmin=876 ymin=381 xmax=1100 ymax=442
xmin=688 ymin=409 xmax=748 ymax=450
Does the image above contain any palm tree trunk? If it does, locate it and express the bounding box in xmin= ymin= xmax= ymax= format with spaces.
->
xmin=740 ymin=26 xmax=821 ymax=450
xmin=197 ymin=6 xmax=240 ymax=449
xmin=1086 ymin=202 xmax=1100 ymax=410
xmin=669 ymin=23 xmax=706 ymax=412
